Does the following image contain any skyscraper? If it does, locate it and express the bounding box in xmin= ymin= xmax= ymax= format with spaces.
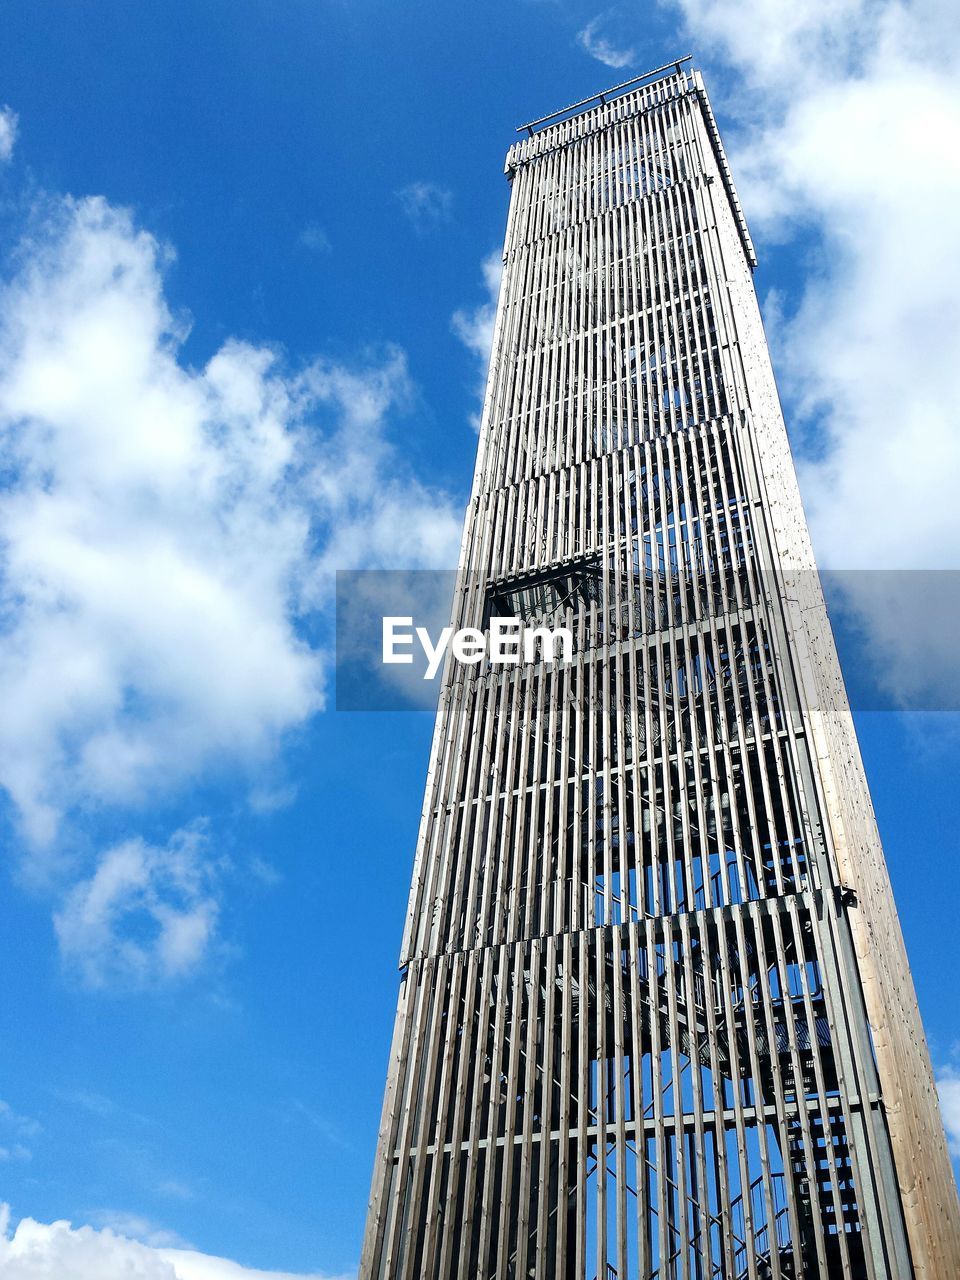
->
xmin=360 ymin=60 xmax=960 ymax=1279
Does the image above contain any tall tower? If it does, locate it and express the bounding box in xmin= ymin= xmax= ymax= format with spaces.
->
xmin=360 ymin=61 xmax=960 ymax=1279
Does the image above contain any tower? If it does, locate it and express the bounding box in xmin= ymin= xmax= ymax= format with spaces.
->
xmin=360 ymin=60 xmax=960 ymax=1279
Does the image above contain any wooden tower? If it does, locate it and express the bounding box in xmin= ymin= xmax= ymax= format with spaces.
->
xmin=360 ymin=61 xmax=960 ymax=1279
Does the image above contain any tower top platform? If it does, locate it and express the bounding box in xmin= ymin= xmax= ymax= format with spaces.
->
xmin=516 ymin=54 xmax=693 ymax=136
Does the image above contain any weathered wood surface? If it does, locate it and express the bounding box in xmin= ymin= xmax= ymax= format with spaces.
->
xmin=359 ymin=64 xmax=960 ymax=1280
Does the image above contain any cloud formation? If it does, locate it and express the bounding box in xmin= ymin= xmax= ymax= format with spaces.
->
xmin=0 ymin=193 xmax=460 ymax=984
xmin=395 ymin=181 xmax=453 ymax=232
xmin=672 ymin=0 xmax=960 ymax=705
xmin=576 ymin=16 xmax=635 ymax=70
xmin=937 ymin=1065 xmax=960 ymax=1156
xmin=0 ymin=106 xmax=17 ymax=163
xmin=0 ymin=1205 xmax=352 ymax=1280
xmin=86 ymin=1210 xmax=189 ymax=1249
xmin=0 ymin=1096 xmax=38 ymax=1163
xmin=54 ymin=824 xmax=220 ymax=988
xmin=298 ymin=223 xmax=331 ymax=253
xmin=0 ymin=196 xmax=320 ymax=848
xmin=452 ymin=251 xmax=503 ymax=431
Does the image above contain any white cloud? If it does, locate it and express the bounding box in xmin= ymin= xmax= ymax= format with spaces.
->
xmin=0 ymin=1097 xmax=38 ymax=1161
xmin=54 ymin=1087 xmax=118 ymax=1116
xmin=87 ymin=1210 xmax=189 ymax=1249
xmin=298 ymin=223 xmax=330 ymax=253
xmin=452 ymin=251 xmax=503 ymax=431
xmin=452 ymin=252 xmax=502 ymax=366
xmin=0 ymin=1205 xmax=352 ymax=1280
xmin=395 ymin=181 xmax=453 ymax=232
xmin=576 ymin=15 xmax=635 ymax=70
xmin=675 ymin=0 xmax=873 ymax=92
xmin=157 ymin=1180 xmax=194 ymax=1202
xmin=671 ymin=0 xmax=960 ymax=704
xmin=298 ymin=349 xmax=460 ymax=578
xmin=0 ymin=1099 xmax=40 ymax=1139
xmin=0 ymin=106 xmax=17 ymax=163
xmin=937 ymin=1064 xmax=960 ymax=1156
xmin=0 ymin=192 xmax=460 ymax=983
xmin=54 ymin=824 xmax=220 ymax=988
xmin=0 ymin=196 xmax=320 ymax=848
xmin=161 ymin=1253 xmax=352 ymax=1280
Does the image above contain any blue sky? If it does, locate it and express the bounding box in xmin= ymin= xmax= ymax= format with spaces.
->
xmin=0 ymin=2 xmax=958 ymax=1277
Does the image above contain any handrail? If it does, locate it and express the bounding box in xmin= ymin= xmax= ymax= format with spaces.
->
xmin=517 ymin=57 xmax=693 ymax=136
